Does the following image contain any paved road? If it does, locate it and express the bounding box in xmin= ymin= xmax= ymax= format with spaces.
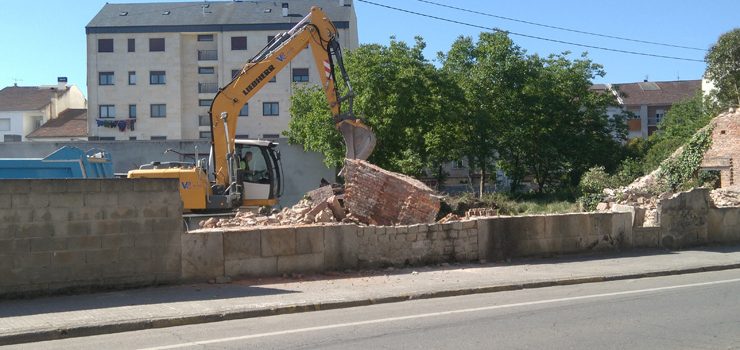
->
xmin=9 ymin=269 xmax=740 ymax=350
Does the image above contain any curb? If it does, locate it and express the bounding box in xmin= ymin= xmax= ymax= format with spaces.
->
xmin=3 ymin=263 xmax=740 ymax=345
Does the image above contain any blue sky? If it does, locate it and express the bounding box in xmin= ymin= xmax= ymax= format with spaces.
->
xmin=0 ymin=0 xmax=737 ymax=95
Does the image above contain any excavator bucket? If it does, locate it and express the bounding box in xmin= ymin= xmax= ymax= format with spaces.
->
xmin=338 ymin=120 xmax=376 ymax=160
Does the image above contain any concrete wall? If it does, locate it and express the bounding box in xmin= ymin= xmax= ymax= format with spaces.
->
xmin=0 ymin=179 xmax=182 ymax=297
xmin=0 ymin=139 xmax=335 ymax=207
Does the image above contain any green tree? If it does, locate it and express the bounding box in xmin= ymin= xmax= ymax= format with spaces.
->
xmin=286 ymin=37 xmax=466 ymax=175
xmin=705 ymin=28 xmax=740 ymax=107
xmin=642 ymin=93 xmax=716 ymax=172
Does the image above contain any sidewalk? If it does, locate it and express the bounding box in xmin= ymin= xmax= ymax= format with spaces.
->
xmin=3 ymin=245 xmax=740 ymax=345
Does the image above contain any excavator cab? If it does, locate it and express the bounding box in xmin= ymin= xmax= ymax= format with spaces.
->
xmin=234 ymin=140 xmax=282 ymax=207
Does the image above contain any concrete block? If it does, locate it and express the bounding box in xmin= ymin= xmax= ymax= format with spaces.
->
xmin=545 ymin=214 xmax=588 ymax=239
xmin=152 ymin=248 xmax=181 ymax=273
xmin=120 ymin=220 xmax=144 ymax=235
xmin=109 ymin=207 xmax=139 ymax=220
xmin=0 ymin=180 xmax=31 ymax=194
xmin=324 ymin=224 xmax=359 ymax=269
xmin=261 ymin=227 xmax=296 ymax=257
xmin=29 ymin=237 xmax=67 ymax=252
xmin=296 ymin=226 xmax=324 ymax=254
xmin=64 ymin=179 xmax=101 ymax=193
xmin=11 ymin=193 xmax=49 ymax=208
xmin=16 ymin=222 xmax=56 ymax=238
xmin=277 ymin=253 xmax=324 ymax=273
xmin=84 ymin=192 xmax=119 ymax=208
xmin=85 ymin=249 xmax=119 ymax=265
xmin=118 ymin=246 xmax=153 ymax=262
xmin=48 ymin=193 xmax=83 ymax=208
xmin=94 ymin=220 xmax=122 ymax=235
xmin=67 ymin=236 xmax=102 ymax=250
xmin=0 ymin=194 xmax=10 ymax=209
xmin=225 ymin=256 xmax=277 ymax=277
xmin=146 ymin=217 xmax=182 ymax=234
xmin=223 ymin=230 xmax=261 ymax=260
xmin=181 ymin=230 xmax=224 ymax=280
xmin=100 ymin=179 xmax=134 ymax=193
xmin=51 ymin=251 xmax=86 ymax=266
xmin=66 ymin=221 xmax=92 ymax=237
xmin=143 ymin=206 xmax=170 ymax=218
xmin=13 ymin=251 xmax=51 ymax=268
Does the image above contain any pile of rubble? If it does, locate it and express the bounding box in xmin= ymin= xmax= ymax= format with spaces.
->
xmin=710 ymin=187 xmax=740 ymax=207
xmin=200 ymin=159 xmax=442 ymax=229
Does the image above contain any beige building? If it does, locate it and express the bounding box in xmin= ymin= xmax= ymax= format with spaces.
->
xmin=0 ymin=79 xmax=87 ymax=142
xmin=86 ymin=0 xmax=358 ymax=141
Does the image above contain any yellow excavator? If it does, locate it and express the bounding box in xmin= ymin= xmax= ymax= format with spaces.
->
xmin=128 ymin=6 xmax=376 ymax=212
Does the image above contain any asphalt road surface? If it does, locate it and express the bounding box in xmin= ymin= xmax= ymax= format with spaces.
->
xmin=9 ymin=269 xmax=740 ymax=350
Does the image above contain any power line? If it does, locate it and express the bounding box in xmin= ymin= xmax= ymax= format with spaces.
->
xmin=416 ymin=0 xmax=707 ymax=52
xmin=357 ymin=0 xmax=705 ymax=63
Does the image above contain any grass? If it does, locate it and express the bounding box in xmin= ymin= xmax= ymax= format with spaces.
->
xmin=439 ymin=192 xmax=581 ymax=218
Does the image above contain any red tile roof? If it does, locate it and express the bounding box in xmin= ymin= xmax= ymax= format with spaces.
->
xmin=26 ymin=109 xmax=88 ymax=139
xmin=613 ymin=80 xmax=701 ymax=106
xmin=0 ymin=86 xmax=66 ymax=111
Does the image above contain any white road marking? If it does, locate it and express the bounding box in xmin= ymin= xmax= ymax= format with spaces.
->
xmin=139 ymin=277 xmax=740 ymax=350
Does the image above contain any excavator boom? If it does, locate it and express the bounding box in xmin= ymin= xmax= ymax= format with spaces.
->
xmin=210 ymin=6 xmax=375 ymax=187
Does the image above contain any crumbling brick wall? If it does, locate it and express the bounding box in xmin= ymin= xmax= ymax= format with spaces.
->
xmin=702 ymin=110 xmax=740 ymax=188
xmin=343 ymin=159 xmax=440 ymax=225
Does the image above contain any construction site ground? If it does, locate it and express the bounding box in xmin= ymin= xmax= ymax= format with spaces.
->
xmin=4 ymin=245 xmax=740 ymax=345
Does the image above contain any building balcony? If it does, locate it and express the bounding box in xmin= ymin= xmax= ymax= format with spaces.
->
xmin=197 ymin=50 xmax=217 ymax=61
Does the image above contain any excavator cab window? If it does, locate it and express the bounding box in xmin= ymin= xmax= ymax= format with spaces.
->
xmin=235 ymin=143 xmax=280 ymax=202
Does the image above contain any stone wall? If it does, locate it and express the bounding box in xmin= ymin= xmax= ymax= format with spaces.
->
xmin=0 ymin=179 xmax=182 ymax=296
xmin=477 ymin=212 xmax=632 ymax=261
xmin=182 ymin=220 xmax=478 ymax=280
xmin=701 ymin=110 xmax=739 ymax=188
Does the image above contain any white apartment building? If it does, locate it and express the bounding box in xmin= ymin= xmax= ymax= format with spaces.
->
xmin=0 ymin=79 xmax=86 ymax=142
xmin=86 ymin=0 xmax=358 ymax=141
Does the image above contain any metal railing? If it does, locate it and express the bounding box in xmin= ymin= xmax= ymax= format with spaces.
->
xmin=197 ymin=50 xmax=217 ymax=61
xmin=198 ymin=82 xmax=218 ymax=93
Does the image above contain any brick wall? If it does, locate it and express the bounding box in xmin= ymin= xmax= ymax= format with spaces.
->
xmin=702 ymin=110 xmax=739 ymax=188
xmin=0 ymin=179 xmax=182 ymax=297
xmin=343 ymin=159 xmax=440 ymax=225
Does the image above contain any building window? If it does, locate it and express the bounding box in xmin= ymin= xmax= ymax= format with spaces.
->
xmin=127 ymin=38 xmax=135 ymax=52
xmin=231 ymin=36 xmax=247 ymax=50
xmin=263 ymin=102 xmax=279 ymax=116
xmin=199 ymin=99 xmax=212 ymax=107
xmin=199 ymin=131 xmax=212 ymax=139
xmin=150 ymin=104 xmax=166 ymax=118
xmin=0 ymin=118 xmax=9 ymax=131
xmin=198 ymin=34 xmax=214 ymax=42
xmin=129 ymin=104 xmax=137 ymax=118
xmin=262 ymin=133 xmax=280 ymax=139
xmin=98 ymin=39 xmax=113 ymax=52
xmin=98 ymin=72 xmax=114 ymax=86
xmin=239 ymin=103 xmax=249 ymax=117
xmin=198 ymin=50 xmax=217 ymax=60
xmin=4 ymin=134 xmax=21 ymax=142
xmin=149 ymin=38 xmax=165 ymax=52
xmin=99 ymin=136 xmax=115 ymax=141
xmin=292 ymin=68 xmax=309 ymax=82
xmin=655 ymin=109 xmax=665 ymax=124
xmin=128 ymin=71 xmax=136 ymax=85
xmin=149 ymin=71 xmax=166 ymax=84
xmin=198 ymin=115 xmax=210 ymax=126
xmin=198 ymin=66 xmax=215 ymax=74
xmin=151 ymin=136 xmax=167 ymax=140
xmin=198 ymin=82 xmax=218 ymax=93
xmin=129 ymin=136 xmax=137 ymax=140
xmin=99 ymin=105 xmax=115 ymax=118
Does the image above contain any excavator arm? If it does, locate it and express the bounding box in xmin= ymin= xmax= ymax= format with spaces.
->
xmin=209 ymin=6 xmax=376 ymax=187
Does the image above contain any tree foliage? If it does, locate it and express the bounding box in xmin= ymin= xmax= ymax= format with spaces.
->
xmin=705 ymin=28 xmax=740 ymax=108
xmin=440 ymin=32 xmax=624 ymax=193
xmin=287 ymin=37 xmax=466 ymax=175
